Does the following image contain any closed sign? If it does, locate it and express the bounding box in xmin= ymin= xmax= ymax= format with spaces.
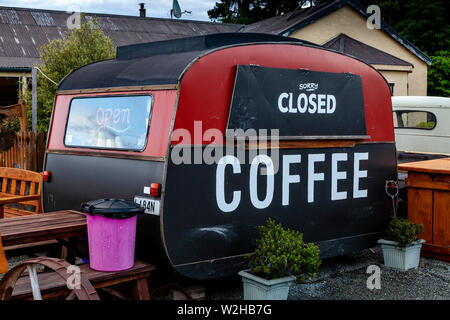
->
xmin=227 ymin=65 xmax=367 ymax=137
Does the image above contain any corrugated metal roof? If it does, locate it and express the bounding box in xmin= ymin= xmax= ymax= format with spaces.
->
xmin=0 ymin=57 xmax=40 ymax=69
xmin=0 ymin=6 xmax=241 ymax=70
xmin=0 ymin=9 xmax=22 ymax=25
xmin=323 ymin=34 xmax=413 ymax=66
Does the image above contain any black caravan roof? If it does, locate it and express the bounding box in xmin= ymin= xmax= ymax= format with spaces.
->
xmin=57 ymin=33 xmax=315 ymax=91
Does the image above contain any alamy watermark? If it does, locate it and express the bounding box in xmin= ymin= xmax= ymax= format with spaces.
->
xmin=366 ymin=265 xmax=381 ymax=290
xmin=366 ymin=5 xmax=381 ymax=30
xmin=66 ymin=6 xmax=81 ymax=30
xmin=170 ymin=122 xmax=281 ymax=174
xmin=66 ymin=265 xmax=81 ymax=290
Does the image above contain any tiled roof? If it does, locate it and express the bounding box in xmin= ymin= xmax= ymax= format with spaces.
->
xmin=323 ymin=33 xmax=413 ymax=66
xmin=238 ymin=0 xmax=334 ymax=35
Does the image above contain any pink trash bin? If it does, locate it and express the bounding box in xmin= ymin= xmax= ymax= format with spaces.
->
xmin=81 ymin=199 xmax=143 ymax=272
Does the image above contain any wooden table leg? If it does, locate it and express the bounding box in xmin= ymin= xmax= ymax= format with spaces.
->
xmin=58 ymin=237 xmax=84 ymax=264
xmin=132 ymin=278 xmax=150 ymax=300
xmin=59 ymin=237 xmax=69 ymax=260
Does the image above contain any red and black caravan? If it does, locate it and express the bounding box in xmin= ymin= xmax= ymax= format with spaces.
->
xmin=44 ymin=33 xmax=397 ymax=279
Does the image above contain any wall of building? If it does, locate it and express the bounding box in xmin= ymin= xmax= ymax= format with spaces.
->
xmin=373 ymin=65 xmax=411 ymax=96
xmin=290 ymin=6 xmax=428 ymax=96
xmin=380 ymin=70 xmax=408 ymax=96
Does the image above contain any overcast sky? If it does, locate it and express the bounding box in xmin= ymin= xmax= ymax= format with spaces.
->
xmin=0 ymin=0 xmax=217 ymax=21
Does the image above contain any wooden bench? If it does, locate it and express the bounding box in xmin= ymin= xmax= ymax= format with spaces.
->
xmin=9 ymin=260 xmax=155 ymax=300
xmin=0 ymin=167 xmax=42 ymax=219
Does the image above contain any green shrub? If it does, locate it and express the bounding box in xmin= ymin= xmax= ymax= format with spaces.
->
xmin=415 ymin=121 xmax=435 ymax=129
xmin=246 ymin=218 xmax=321 ymax=282
xmin=21 ymin=16 xmax=116 ymax=133
xmin=387 ymin=217 xmax=424 ymax=245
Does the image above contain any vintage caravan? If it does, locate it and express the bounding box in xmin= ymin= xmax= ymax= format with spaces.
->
xmin=392 ymin=96 xmax=450 ymax=157
xmin=43 ymin=33 xmax=397 ymax=279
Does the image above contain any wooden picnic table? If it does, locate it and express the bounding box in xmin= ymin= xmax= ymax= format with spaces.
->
xmin=10 ymin=259 xmax=155 ymax=300
xmin=0 ymin=210 xmax=86 ymax=247
xmin=0 ymin=209 xmax=156 ymax=300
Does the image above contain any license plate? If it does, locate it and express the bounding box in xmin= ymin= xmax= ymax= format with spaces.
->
xmin=134 ymin=196 xmax=160 ymax=216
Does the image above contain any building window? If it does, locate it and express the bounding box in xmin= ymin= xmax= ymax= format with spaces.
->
xmin=0 ymin=77 xmax=21 ymax=106
xmin=388 ymin=83 xmax=395 ymax=96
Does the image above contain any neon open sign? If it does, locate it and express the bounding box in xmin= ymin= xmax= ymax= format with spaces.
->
xmin=96 ymin=107 xmax=131 ymax=132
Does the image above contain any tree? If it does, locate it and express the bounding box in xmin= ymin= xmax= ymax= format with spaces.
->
xmin=357 ymin=0 xmax=407 ymax=27
xmin=357 ymin=0 xmax=449 ymax=96
xmin=391 ymin=0 xmax=449 ymax=56
xmin=208 ymin=0 xmax=301 ymax=24
xmin=209 ymin=0 xmax=449 ymax=96
xmin=21 ymin=17 xmax=116 ymax=133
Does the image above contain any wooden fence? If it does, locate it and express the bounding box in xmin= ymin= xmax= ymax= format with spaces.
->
xmin=0 ymin=131 xmax=46 ymax=172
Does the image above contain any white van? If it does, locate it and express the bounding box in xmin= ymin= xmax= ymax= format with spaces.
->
xmin=392 ymin=96 xmax=450 ymax=156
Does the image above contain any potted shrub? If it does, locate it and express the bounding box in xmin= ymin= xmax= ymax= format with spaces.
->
xmin=378 ymin=216 xmax=425 ymax=271
xmin=239 ymin=218 xmax=321 ymax=300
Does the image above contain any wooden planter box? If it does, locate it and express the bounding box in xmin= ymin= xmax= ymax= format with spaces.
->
xmin=398 ymin=158 xmax=449 ymax=262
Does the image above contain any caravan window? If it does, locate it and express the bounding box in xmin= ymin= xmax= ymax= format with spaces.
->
xmin=393 ymin=110 xmax=436 ymax=130
xmin=65 ymin=95 xmax=153 ymax=151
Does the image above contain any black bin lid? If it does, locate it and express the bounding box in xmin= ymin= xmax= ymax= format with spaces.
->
xmin=80 ymin=198 xmax=143 ymax=219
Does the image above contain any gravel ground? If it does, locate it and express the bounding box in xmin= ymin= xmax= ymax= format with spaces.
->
xmin=288 ymin=247 xmax=449 ymax=300
xmin=0 ymin=253 xmax=48 ymax=278
xmin=204 ymin=247 xmax=449 ymax=300
xmin=2 ymin=247 xmax=448 ymax=300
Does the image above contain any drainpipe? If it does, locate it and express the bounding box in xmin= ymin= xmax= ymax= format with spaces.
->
xmin=32 ymin=66 xmax=37 ymax=133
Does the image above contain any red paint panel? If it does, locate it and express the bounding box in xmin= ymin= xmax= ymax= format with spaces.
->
xmin=48 ymin=90 xmax=177 ymax=157
xmin=173 ymin=44 xmax=394 ymax=144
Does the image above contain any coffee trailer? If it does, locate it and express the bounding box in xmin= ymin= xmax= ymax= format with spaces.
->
xmin=43 ymin=33 xmax=397 ymax=279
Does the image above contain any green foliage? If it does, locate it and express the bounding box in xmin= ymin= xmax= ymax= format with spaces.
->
xmin=415 ymin=121 xmax=435 ymax=129
xmin=358 ymin=0 xmax=449 ymax=96
xmin=427 ymin=51 xmax=450 ymax=97
xmin=391 ymin=0 xmax=449 ymax=57
xmin=21 ymin=16 xmax=116 ymax=133
xmin=246 ymin=218 xmax=321 ymax=281
xmin=1 ymin=117 xmax=21 ymax=132
xmin=208 ymin=0 xmax=300 ymax=24
xmin=387 ymin=217 xmax=424 ymax=245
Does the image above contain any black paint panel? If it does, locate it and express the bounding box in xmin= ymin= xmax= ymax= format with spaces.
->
xmin=174 ymin=231 xmax=385 ymax=279
xmin=228 ymin=65 xmax=367 ymax=137
xmin=43 ymin=153 xmax=165 ymax=263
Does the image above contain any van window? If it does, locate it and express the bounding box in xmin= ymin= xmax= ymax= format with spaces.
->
xmin=393 ymin=110 xmax=436 ymax=130
xmin=65 ymin=95 xmax=152 ymax=151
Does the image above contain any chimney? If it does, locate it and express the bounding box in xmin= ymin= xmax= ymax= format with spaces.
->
xmin=139 ymin=3 xmax=146 ymax=18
